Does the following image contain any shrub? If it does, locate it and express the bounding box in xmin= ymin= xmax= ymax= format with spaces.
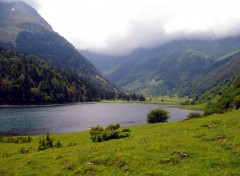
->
xmin=90 ymin=125 xmax=104 ymax=142
xmin=233 ymin=95 xmax=240 ymax=109
xmin=121 ymin=128 xmax=131 ymax=132
xmin=147 ymin=108 xmax=169 ymax=123
xmin=187 ymin=112 xmax=203 ymax=119
xmin=19 ymin=147 xmax=30 ymax=154
xmin=105 ymin=124 xmax=120 ymax=131
xmin=67 ymin=142 xmax=77 ymax=147
xmin=55 ymin=140 xmax=62 ymax=148
xmin=0 ymin=135 xmax=32 ymax=144
xmin=38 ymin=131 xmax=62 ymax=150
xmin=90 ymin=124 xmax=131 ymax=142
xmin=204 ymin=102 xmax=221 ymax=116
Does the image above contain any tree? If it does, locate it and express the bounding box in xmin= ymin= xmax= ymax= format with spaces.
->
xmin=147 ymin=108 xmax=169 ymax=123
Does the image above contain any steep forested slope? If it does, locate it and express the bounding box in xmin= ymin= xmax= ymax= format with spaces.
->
xmin=0 ymin=47 xmax=116 ymax=104
xmin=0 ymin=1 xmax=117 ymax=93
xmin=180 ymin=52 xmax=240 ymax=97
xmin=201 ymin=74 xmax=240 ymax=116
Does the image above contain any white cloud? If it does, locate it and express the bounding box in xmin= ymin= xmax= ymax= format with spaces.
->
xmin=34 ymin=0 xmax=240 ymax=55
xmin=0 ymin=0 xmax=41 ymax=9
xmin=23 ymin=0 xmax=40 ymax=9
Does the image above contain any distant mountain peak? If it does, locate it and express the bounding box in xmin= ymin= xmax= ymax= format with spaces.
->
xmin=0 ymin=0 xmax=119 ymax=95
xmin=0 ymin=0 xmax=52 ymax=43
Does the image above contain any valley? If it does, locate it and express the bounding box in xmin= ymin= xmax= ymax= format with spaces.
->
xmin=0 ymin=1 xmax=240 ymax=175
xmin=82 ymin=38 xmax=240 ymax=97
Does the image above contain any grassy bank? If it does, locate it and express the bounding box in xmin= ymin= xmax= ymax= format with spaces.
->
xmin=101 ymin=96 xmax=183 ymax=105
xmin=0 ymin=110 xmax=239 ymax=175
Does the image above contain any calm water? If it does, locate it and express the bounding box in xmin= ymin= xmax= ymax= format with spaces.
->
xmin=0 ymin=103 xmax=199 ymax=135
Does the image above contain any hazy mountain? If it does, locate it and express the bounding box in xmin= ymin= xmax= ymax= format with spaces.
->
xmin=80 ymin=50 xmax=128 ymax=75
xmin=179 ymin=52 xmax=240 ymax=97
xmin=0 ymin=1 xmax=117 ymax=93
xmin=0 ymin=0 xmax=52 ymax=43
xmin=84 ymin=38 xmax=240 ymax=97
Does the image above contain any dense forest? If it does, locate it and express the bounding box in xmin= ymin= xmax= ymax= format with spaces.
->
xmin=15 ymin=23 xmax=117 ymax=93
xmin=0 ymin=47 xmax=97 ymax=104
xmin=0 ymin=47 xmax=145 ymax=104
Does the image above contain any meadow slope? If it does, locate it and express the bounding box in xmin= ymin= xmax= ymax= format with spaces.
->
xmin=0 ymin=110 xmax=239 ymax=175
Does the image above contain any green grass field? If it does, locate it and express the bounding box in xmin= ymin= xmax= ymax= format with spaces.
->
xmin=101 ymin=96 xmax=183 ymax=105
xmin=0 ymin=110 xmax=239 ymax=175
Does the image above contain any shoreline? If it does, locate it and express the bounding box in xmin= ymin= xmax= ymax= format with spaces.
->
xmin=0 ymin=102 xmax=97 ymax=108
xmin=0 ymin=102 xmax=202 ymax=136
xmin=0 ymin=98 xmax=184 ymax=108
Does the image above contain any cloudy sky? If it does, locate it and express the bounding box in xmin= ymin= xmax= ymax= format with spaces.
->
xmin=20 ymin=0 xmax=240 ymax=55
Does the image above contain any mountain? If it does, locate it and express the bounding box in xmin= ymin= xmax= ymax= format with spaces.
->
xmin=0 ymin=1 xmax=117 ymax=94
xmin=0 ymin=47 xmax=101 ymax=104
xmin=180 ymin=52 xmax=240 ymax=97
xmin=84 ymin=38 xmax=240 ymax=97
xmin=203 ymin=74 xmax=240 ymax=115
xmin=80 ymin=50 xmax=127 ymax=76
xmin=0 ymin=0 xmax=52 ymax=43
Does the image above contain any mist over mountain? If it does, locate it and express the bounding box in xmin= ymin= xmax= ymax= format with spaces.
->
xmin=23 ymin=0 xmax=240 ymax=56
xmin=1 ymin=0 xmax=239 ymax=100
xmin=83 ymin=37 xmax=240 ymax=97
xmin=0 ymin=0 xmax=118 ymax=97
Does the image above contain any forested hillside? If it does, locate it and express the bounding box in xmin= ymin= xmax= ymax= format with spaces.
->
xmin=179 ymin=52 xmax=240 ymax=97
xmin=85 ymin=38 xmax=240 ymax=97
xmin=0 ymin=47 xmax=116 ymax=104
xmin=203 ymin=74 xmax=240 ymax=115
xmin=0 ymin=1 xmax=117 ymax=94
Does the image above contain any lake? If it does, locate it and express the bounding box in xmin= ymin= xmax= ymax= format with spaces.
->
xmin=0 ymin=103 xmax=200 ymax=135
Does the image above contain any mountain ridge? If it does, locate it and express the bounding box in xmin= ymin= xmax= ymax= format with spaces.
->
xmin=83 ymin=37 xmax=240 ymax=97
xmin=0 ymin=0 xmax=118 ymax=95
xmin=0 ymin=1 xmax=52 ymax=43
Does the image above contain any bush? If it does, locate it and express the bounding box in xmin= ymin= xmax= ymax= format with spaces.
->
xmin=19 ymin=147 xmax=30 ymax=154
xmin=233 ymin=95 xmax=240 ymax=109
xmin=90 ymin=125 xmax=104 ymax=142
xmin=67 ymin=142 xmax=77 ymax=147
xmin=204 ymin=102 xmax=221 ymax=116
xmin=90 ymin=124 xmax=130 ymax=142
xmin=147 ymin=108 xmax=169 ymax=123
xmin=0 ymin=135 xmax=32 ymax=144
xmin=187 ymin=112 xmax=203 ymax=119
xmin=38 ymin=131 xmax=62 ymax=151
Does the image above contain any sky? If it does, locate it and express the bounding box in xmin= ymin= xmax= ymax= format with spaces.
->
xmin=17 ymin=0 xmax=240 ymax=55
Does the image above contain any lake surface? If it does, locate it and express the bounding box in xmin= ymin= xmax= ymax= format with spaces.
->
xmin=0 ymin=103 xmax=200 ymax=135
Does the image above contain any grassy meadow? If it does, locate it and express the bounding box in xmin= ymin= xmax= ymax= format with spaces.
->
xmin=0 ymin=110 xmax=239 ymax=175
xmin=101 ymin=96 xmax=184 ymax=105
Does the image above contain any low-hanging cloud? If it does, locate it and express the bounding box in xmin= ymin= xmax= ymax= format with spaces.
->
xmin=61 ymin=0 xmax=240 ymax=56
xmin=0 ymin=0 xmax=40 ymax=9
xmin=2 ymin=0 xmax=240 ymax=56
xmin=96 ymin=19 xmax=240 ymax=56
xmin=22 ymin=0 xmax=40 ymax=9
